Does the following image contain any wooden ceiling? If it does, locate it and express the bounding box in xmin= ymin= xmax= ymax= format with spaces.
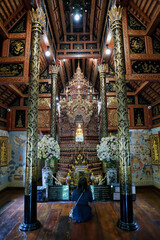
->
xmin=0 ymin=0 xmax=160 ymax=107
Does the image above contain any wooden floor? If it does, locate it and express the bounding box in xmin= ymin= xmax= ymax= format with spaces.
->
xmin=0 ymin=187 xmax=160 ymax=240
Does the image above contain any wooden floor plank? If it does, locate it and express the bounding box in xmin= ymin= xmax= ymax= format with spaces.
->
xmin=0 ymin=187 xmax=160 ymax=240
xmin=95 ymin=202 xmax=120 ymax=240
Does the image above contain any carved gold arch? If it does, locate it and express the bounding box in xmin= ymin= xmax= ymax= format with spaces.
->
xmin=61 ymin=95 xmax=97 ymax=124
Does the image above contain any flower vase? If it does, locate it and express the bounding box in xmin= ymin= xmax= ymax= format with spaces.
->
xmin=42 ymin=160 xmax=53 ymax=187
xmin=102 ymin=160 xmax=107 ymax=173
xmin=50 ymin=158 xmax=57 ymax=175
xmin=106 ymin=168 xmax=117 ymax=185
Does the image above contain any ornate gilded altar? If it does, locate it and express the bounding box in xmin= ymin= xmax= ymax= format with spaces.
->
xmin=57 ymin=64 xmax=103 ymax=185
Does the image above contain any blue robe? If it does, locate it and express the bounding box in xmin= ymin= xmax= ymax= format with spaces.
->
xmin=71 ymin=189 xmax=93 ymax=222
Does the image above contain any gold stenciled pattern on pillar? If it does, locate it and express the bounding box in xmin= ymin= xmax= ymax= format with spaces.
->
xmin=98 ymin=64 xmax=108 ymax=138
xmin=25 ymin=8 xmax=45 ymax=196
xmin=108 ymin=6 xmax=132 ymax=195
xmin=51 ymin=65 xmax=59 ymax=139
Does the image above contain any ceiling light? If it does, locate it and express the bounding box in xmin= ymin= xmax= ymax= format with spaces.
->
xmin=74 ymin=13 xmax=80 ymax=21
xmin=105 ymin=45 xmax=111 ymax=55
xmin=45 ymin=46 xmax=50 ymax=57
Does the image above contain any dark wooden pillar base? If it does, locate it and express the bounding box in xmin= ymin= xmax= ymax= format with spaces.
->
xmin=117 ymin=194 xmax=139 ymax=231
xmin=117 ymin=219 xmax=138 ymax=231
xmin=19 ymin=220 xmax=41 ymax=232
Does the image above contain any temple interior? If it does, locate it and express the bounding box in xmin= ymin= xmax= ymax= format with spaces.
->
xmin=0 ymin=0 xmax=160 ymax=239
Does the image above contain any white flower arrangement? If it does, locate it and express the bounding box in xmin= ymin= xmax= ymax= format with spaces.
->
xmin=97 ymin=136 xmax=119 ymax=164
xmin=37 ymin=135 xmax=60 ymax=162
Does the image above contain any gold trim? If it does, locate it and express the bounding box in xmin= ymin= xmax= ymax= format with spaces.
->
xmin=30 ymin=8 xmax=45 ymax=27
xmin=108 ymin=5 xmax=123 ymax=25
xmin=52 ymin=65 xmax=59 ymax=74
xmin=98 ymin=64 xmax=106 ymax=73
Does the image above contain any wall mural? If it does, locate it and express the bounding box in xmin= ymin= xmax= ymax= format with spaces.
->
xmin=7 ymin=132 xmax=26 ymax=186
xmin=130 ymin=129 xmax=153 ymax=186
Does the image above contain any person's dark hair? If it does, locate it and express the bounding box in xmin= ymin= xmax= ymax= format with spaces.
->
xmin=78 ymin=177 xmax=89 ymax=192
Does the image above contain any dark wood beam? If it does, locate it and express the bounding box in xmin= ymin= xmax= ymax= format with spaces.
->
xmin=72 ymin=59 xmax=75 ymax=74
xmin=4 ymin=3 xmax=25 ymax=28
xmin=145 ymin=5 xmax=160 ymax=36
xmin=0 ymin=21 xmax=8 ymax=39
xmin=0 ymin=77 xmax=29 ymax=84
xmin=83 ymin=12 xmax=86 ymax=33
xmin=135 ymin=81 xmax=150 ymax=95
xmin=59 ymin=0 xmax=67 ymax=35
xmin=23 ymin=0 xmax=33 ymax=10
xmin=90 ymin=0 xmax=96 ymax=36
xmin=87 ymin=58 xmax=93 ymax=83
xmin=7 ymin=84 xmax=24 ymax=97
xmin=82 ymin=59 xmax=85 ymax=76
xmin=129 ymin=1 xmax=150 ymax=23
xmin=57 ymin=53 xmax=100 ymax=60
xmin=92 ymin=60 xmax=98 ymax=87
xmin=148 ymin=86 xmax=160 ymax=98
xmin=59 ymin=61 xmax=66 ymax=88
xmin=97 ymin=0 xmax=108 ymax=43
xmin=0 ymin=102 xmax=8 ymax=108
xmin=65 ymin=60 xmax=71 ymax=82
xmin=126 ymin=74 xmax=160 ymax=81
xmin=46 ymin=0 xmax=60 ymax=43
xmin=70 ymin=14 xmax=73 ymax=33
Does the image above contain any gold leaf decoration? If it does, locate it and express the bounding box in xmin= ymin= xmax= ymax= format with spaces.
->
xmin=108 ymin=5 xmax=123 ymax=24
xmin=30 ymin=8 xmax=45 ymax=27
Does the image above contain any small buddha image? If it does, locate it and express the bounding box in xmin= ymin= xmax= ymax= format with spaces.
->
xmin=75 ymin=124 xmax=84 ymax=142
xmin=136 ymin=113 xmax=143 ymax=126
xmin=16 ymin=115 xmax=23 ymax=128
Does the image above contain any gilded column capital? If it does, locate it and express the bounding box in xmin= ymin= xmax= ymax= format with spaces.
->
xmin=108 ymin=5 xmax=123 ymax=30
xmin=52 ymin=65 xmax=59 ymax=74
xmin=98 ymin=64 xmax=106 ymax=73
xmin=30 ymin=8 xmax=45 ymax=32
